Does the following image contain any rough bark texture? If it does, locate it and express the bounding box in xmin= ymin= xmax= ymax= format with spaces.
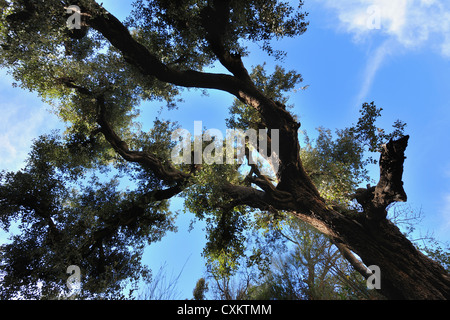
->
xmin=65 ymin=1 xmax=450 ymax=299
xmin=330 ymin=212 xmax=450 ymax=299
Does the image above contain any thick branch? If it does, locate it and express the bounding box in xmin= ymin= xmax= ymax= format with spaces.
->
xmin=221 ymin=182 xmax=268 ymax=210
xmin=201 ymin=0 xmax=252 ymax=82
xmin=373 ymin=135 xmax=409 ymax=209
xmin=332 ymin=240 xmax=373 ymax=279
xmin=57 ymin=77 xmax=191 ymax=184
xmin=85 ymin=2 xmax=246 ymax=96
xmin=95 ymin=97 xmax=191 ymax=184
xmin=351 ymin=136 xmax=409 ymax=222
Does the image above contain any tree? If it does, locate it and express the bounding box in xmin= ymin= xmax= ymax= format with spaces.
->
xmin=0 ymin=0 xmax=449 ymax=299
xmin=198 ymin=121 xmax=415 ymax=300
xmin=192 ymin=278 xmax=208 ymax=300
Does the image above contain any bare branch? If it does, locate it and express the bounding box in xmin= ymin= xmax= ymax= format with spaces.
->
xmin=332 ymin=240 xmax=372 ymax=279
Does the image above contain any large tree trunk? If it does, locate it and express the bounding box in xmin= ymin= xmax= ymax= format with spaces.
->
xmin=348 ymin=219 xmax=450 ymax=300
xmin=295 ymin=201 xmax=450 ymax=300
xmin=284 ymin=135 xmax=450 ymax=300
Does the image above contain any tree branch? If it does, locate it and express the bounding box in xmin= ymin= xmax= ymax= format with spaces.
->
xmin=95 ymin=97 xmax=190 ymax=183
xmin=56 ymin=77 xmax=191 ymax=184
xmin=84 ymin=1 xmax=247 ymax=96
xmin=200 ymin=0 xmax=252 ymax=82
xmin=350 ymin=136 xmax=410 ymax=222
xmin=332 ymin=240 xmax=373 ymax=279
xmin=372 ymin=135 xmax=409 ymax=209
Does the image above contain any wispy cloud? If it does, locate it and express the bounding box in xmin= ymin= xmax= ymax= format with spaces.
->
xmin=316 ymin=0 xmax=450 ymax=54
xmin=314 ymin=0 xmax=450 ymax=102
xmin=355 ymin=38 xmax=394 ymax=104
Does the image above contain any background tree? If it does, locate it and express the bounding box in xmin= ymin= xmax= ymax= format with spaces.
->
xmin=245 ymin=219 xmax=384 ymax=300
xmin=0 ymin=0 xmax=449 ymax=299
xmin=192 ymin=277 xmax=208 ymax=300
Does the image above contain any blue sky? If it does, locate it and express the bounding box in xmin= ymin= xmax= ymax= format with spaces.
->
xmin=1 ymin=0 xmax=450 ymax=299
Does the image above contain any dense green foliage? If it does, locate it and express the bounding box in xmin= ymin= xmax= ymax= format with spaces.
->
xmin=0 ymin=133 xmax=175 ymax=299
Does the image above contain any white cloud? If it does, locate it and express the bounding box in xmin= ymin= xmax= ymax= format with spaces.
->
xmin=314 ymin=0 xmax=450 ymax=102
xmin=316 ymin=0 xmax=450 ymax=55
xmin=355 ymin=38 xmax=394 ymax=104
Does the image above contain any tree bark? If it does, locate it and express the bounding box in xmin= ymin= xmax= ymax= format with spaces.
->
xmin=326 ymin=208 xmax=450 ymax=300
xmin=266 ymin=135 xmax=450 ymax=300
